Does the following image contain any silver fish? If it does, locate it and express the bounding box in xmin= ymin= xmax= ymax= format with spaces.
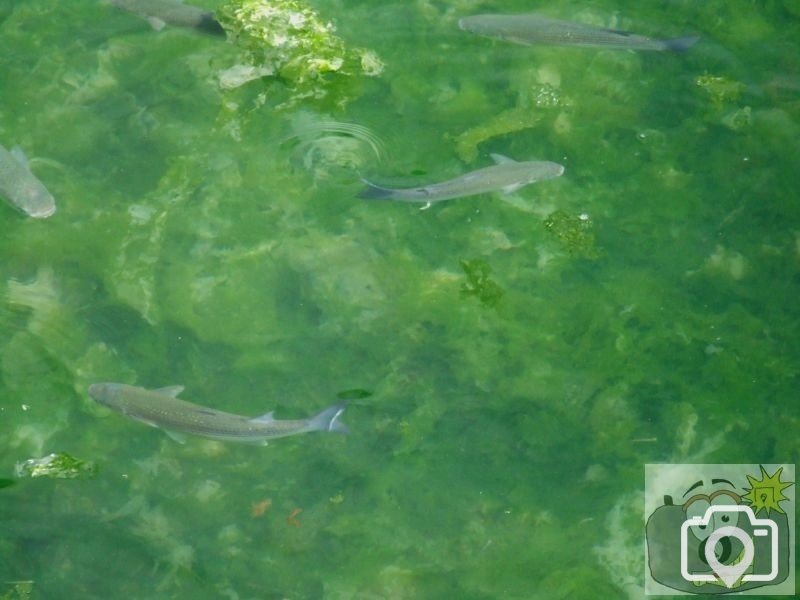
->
xmin=88 ymin=383 xmax=348 ymax=444
xmin=359 ymin=154 xmax=564 ymax=204
xmin=110 ymin=0 xmax=225 ymax=36
xmin=459 ymin=13 xmax=699 ymax=52
xmin=0 ymin=145 xmax=56 ymax=218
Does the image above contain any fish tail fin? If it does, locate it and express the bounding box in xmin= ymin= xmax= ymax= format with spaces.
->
xmin=357 ymin=180 xmax=395 ymax=200
xmin=197 ymin=15 xmax=226 ymax=37
xmin=308 ymin=402 xmax=349 ymax=434
xmin=663 ymin=35 xmax=700 ymax=52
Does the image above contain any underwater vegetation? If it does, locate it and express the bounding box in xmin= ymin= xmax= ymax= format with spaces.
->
xmin=543 ymin=210 xmax=599 ymax=258
xmin=13 ymin=452 xmax=97 ymax=480
xmin=0 ymin=0 xmax=799 ymax=598
xmin=215 ymin=0 xmax=383 ymax=107
xmin=459 ymin=258 xmax=504 ymax=308
xmin=0 ymin=582 xmax=32 ymax=600
xmin=695 ymin=73 xmax=746 ymax=109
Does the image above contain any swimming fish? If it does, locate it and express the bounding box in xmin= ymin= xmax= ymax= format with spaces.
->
xmin=458 ymin=13 xmax=699 ymax=52
xmin=88 ymin=383 xmax=349 ymax=444
xmin=110 ymin=0 xmax=225 ymax=36
xmin=358 ymin=154 xmax=564 ymax=205
xmin=0 ymin=144 xmax=56 ymax=218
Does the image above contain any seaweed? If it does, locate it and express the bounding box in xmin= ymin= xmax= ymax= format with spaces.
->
xmin=215 ymin=0 xmax=383 ymax=108
xmin=0 ymin=2 xmax=798 ymax=599
xmin=459 ymin=258 xmax=504 ymax=308
xmin=455 ymin=108 xmax=543 ymax=163
xmin=543 ymin=210 xmax=599 ymax=258
xmin=0 ymin=582 xmax=32 ymax=600
xmin=694 ymin=73 xmax=746 ymax=110
xmin=14 ymin=452 xmax=98 ymax=479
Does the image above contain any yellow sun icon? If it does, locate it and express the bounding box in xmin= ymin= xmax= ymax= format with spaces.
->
xmin=742 ymin=465 xmax=793 ymax=515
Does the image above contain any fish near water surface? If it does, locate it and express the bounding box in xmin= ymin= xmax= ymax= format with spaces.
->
xmin=459 ymin=13 xmax=699 ymax=52
xmin=88 ymin=383 xmax=348 ymax=444
xmin=110 ymin=0 xmax=225 ymax=36
xmin=359 ymin=154 xmax=564 ymax=205
xmin=0 ymin=144 xmax=56 ymax=218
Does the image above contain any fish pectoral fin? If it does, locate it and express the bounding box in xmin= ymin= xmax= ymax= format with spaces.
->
xmin=131 ymin=416 xmax=159 ymax=428
xmin=164 ymin=430 xmax=188 ymax=444
xmin=490 ymin=153 xmax=516 ymax=165
xmin=250 ymin=411 xmax=276 ymax=424
xmin=153 ymin=385 xmax=185 ymax=398
xmin=501 ymin=183 xmax=524 ymax=194
xmin=146 ymin=16 xmax=167 ymax=31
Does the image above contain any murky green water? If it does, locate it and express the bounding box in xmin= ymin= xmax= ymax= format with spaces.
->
xmin=1 ymin=1 xmax=799 ymax=598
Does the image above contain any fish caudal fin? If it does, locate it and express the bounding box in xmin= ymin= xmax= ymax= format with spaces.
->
xmin=663 ymin=35 xmax=700 ymax=52
xmin=197 ymin=15 xmax=226 ymax=37
xmin=357 ymin=180 xmax=396 ymax=200
xmin=308 ymin=402 xmax=349 ymax=434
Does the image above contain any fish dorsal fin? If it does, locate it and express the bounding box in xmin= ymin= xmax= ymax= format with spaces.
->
xmin=154 ymin=385 xmax=184 ymax=398
xmin=250 ymin=411 xmax=275 ymax=424
xmin=490 ymin=153 xmax=516 ymax=165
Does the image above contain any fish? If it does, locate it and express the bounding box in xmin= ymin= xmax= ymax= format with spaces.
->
xmin=458 ymin=13 xmax=699 ymax=52
xmin=110 ymin=0 xmax=225 ymax=36
xmin=0 ymin=144 xmax=56 ymax=218
xmin=358 ymin=154 xmax=564 ymax=205
xmin=88 ymin=383 xmax=349 ymax=444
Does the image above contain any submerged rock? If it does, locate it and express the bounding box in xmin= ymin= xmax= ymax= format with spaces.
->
xmin=14 ymin=452 xmax=98 ymax=479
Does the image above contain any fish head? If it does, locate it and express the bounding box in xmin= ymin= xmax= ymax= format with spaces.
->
xmin=458 ymin=14 xmax=531 ymax=45
xmin=458 ymin=15 xmax=499 ymax=36
xmin=26 ymin=199 xmax=56 ymax=218
xmin=88 ymin=382 xmax=121 ymax=407
xmin=521 ymin=161 xmax=565 ymax=183
xmin=17 ymin=183 xmax=56 ymax=218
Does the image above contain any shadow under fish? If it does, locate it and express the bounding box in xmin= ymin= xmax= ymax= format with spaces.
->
xmin=459 ymin=13 xmax=699 ymax=52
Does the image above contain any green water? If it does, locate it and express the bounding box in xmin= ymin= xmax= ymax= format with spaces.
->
xmin=1 ymin=0 xmax=799 ymax=598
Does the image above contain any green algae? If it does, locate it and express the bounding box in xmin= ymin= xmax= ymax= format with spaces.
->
xmin=0 ymin=582 xmax=32 ymax=600
xmin=454 ymin=64 xmax=569 ymax=163
xmin=456 ymin=108 xmax=543 ymax=163
xmin=695 ymin=73 xmax=746 ymax=109
xmin=459 ymin=258 xmax=504 ymax=307
xmin=216 ymin=0 xmax=383 ymax=108
xmin=543 ymin=210 xmax=599 ymax=258
xmin=0 ymin=0 xmax=798 ymax=598
xmin=14 ymin=452 xmax=97 ymax=480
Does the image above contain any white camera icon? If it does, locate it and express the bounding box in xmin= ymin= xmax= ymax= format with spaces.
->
xmin=680 ymin=504 xmax=779 ymax=587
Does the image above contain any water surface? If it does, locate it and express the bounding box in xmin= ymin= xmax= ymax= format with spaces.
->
xmin=1 ymin=1 xmax=799 ymax=598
